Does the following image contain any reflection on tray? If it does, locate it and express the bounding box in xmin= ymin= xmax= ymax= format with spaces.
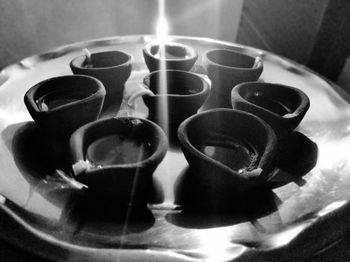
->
xmin=7 ymin=118 xmax=318 ymax=232
xmin=173 ymin=131 xmax=317 ymax=220
xmin=2 ymin=36 xmax=350 ymax=262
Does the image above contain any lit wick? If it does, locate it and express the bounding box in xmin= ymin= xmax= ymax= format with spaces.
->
xmin=83 ymin=48 xmax=93 ymax=68
xmin=253 ymin=56 xmax=262 ymax=68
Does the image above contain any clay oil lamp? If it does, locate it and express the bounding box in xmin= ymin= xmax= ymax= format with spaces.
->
xmin=177 ymin=109 xmax=277 ymax=195
xmin=69 ymin=117 xmax=168 ymax=204
xmin=202 ymin=49 xmax=263 ymax=108
xmin=70 ymin=49 xmax=132 ymax=113
xmin=24 ymin=75 xmax=105 ymax=138
xmin=143 ymin=41 xmax=198 ymax=72
xmin=127 ymin=70 xmax=210 ymax=140
xmin=231 ymin=82 xmax=310 ymax=134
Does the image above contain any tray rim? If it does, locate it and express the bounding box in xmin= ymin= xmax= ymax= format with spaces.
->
xmin=1 ymin=34 xmax=350 ymax=262
xmin=2 ymin=34 xmax=349 ymax=103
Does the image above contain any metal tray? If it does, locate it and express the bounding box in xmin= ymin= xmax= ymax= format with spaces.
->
xmin=1 ymin=35 xmax=350 ymax=262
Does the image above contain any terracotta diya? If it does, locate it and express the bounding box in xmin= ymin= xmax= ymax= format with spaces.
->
xmin=178 ymin=109 xmax=277 ymax=194
xmin=69 ymin=117 xmax=168 ymax=204
xmin=231 ymin=82 xmax=310 ymax=134
xmin=24 ymin=75 xmax=105 ymax=138
xmin=202 ymin=49 xmax=263 ymax=108
xmin=70 ymin=50 xmax=132 ymax=113
xmin=143 ymin=41 xmax=198 ymax=72
xmin=127 ymin=70 xmax=210 ymax=140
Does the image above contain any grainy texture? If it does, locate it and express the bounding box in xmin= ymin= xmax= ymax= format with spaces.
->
xmin=0 ymin=0 xmax=243 ymax=69
xmin=308 ymin=0 xmax=350 ymax=81
xmin=1 ymin=35 xmax=350 ymax=261
xmin=237 ymin=0 xmax=350 ymax=84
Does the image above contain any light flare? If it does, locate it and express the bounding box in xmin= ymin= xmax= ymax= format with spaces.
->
xmin=153 ymin=0 xmax=173 ymax=206
xmin=268 ymin=224 xmax=307 ymax=247
xmin=192 ymin=228 xmax=246 ymax=261
xmin=317 ymin=200 xmax=347 ymax=217
xmin=156 ymin=16 xmax=169 ymax=44
xmin=316 ymin=137 xmax=350 ymax=171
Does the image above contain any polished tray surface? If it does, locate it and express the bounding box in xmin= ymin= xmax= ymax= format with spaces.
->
xmin=1 ymin=35 xmax=350 ymax=262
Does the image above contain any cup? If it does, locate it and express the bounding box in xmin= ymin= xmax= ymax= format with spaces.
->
xmin=70 ymin=117 xmax=168 ymax=204
xmin=24 ymin=75 xmax=105 ymax=138
xmin=127 ymin=70 xmax=210 ymax=141
xmin=177 ymin=109 xmax=277 ymax=195
xmin=70 ymin=50 xmax=132 ymax=113
xmin=202 ymin=49 xmax=263 ymax=108
xmin=143 ymin=41 xmax=198 ymax=72
xmin=231 ymin=82 xmax=310 ymax=134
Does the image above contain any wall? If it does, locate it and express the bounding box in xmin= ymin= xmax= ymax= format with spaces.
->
xmin=237 ymin=0 xmax=350 ymax=87
xmin=237 ymin=0 xmax=329 ymax=65
xmin=0 ymin=0 xmax=243 ymax=68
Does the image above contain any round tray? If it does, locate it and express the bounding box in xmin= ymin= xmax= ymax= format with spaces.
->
xmin=1 ymin=35 xmax=350 ymax=262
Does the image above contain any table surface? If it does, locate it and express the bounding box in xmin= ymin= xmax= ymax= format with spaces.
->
xmin=1 ymin=35 xmax=350 ymax=262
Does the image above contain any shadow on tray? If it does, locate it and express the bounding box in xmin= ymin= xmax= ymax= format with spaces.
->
xmin=2 ymin=121 xmax=155 ymax=239
xmin=60 ymin=190 xmax=155 ymax=238
xmin=168 ymin=131 xmax=318 ymax=229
